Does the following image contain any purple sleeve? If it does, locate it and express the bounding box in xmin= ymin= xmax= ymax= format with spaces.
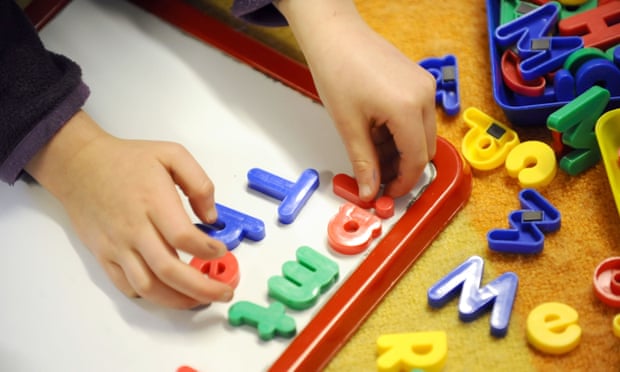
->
xmin=231 ymin=0 xmax=288 ymax=27
xmin=0 ymin=0 xmax=90 ymax=185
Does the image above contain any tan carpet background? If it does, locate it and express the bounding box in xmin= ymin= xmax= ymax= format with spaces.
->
xmin=189 ymin=1 xmax=620 ymax=370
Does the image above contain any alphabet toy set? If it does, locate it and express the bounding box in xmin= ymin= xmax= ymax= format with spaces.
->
xmin=180 ymin=138 xmax=472 ymax=372
xmin=372 ymin=1 xmax=620 ymax=370
xmin=486 ymin=0 xmax=620 ymax=216
xmin=120 ymin=0 xmax=619 ymax=370
xmin=483 ymin=2 xmax=620 ymax=340
xmin=487 ymin=0 xmax=620 ymax=125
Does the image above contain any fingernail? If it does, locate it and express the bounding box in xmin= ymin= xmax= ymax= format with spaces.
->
xmin=219 ymin=289 xmax=233 ymax=302
xmin=209 ymin=241 xmax=227 ymax=256
xmin=359 ymin=184 xmax=372 ymax=199
xmin=206 ymin=208 xmax=218 ymax=223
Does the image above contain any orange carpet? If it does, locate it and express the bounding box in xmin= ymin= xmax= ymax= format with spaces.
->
xmin=156 ymin=0 xmax=620 ymax=370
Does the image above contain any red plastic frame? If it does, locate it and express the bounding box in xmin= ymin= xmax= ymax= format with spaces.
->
xmin=272 ymin=137 xmax=471 ymax=371
xmin=130 ymin=0 xmax=320 ymax=103
xmin=24 ymin=0 xmax=71 ymax=31
xmin=32 ymin=1 xmax=472 ymax=370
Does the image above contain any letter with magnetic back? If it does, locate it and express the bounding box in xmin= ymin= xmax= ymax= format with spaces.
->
xmin=495 ymin=2 xmax=583 ymax=80
xmin=488 ymin=188 xmax=561 ymax=254
xmin=461 ymin=107 xmax=520 ymax=171
xmin=419 ymin=54 xmax=460 ymax=116
xmin=518 ymin=188 xmax=561 ymax=232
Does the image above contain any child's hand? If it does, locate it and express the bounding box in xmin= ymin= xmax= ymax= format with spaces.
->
xmin=276 ymin=0 xmax=437 ymax=201
xmin=26 ymin=111 xmax=232 ymax=309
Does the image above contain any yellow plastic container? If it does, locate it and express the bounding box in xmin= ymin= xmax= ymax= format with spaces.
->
xmin=595 ymin=109 xmax=620 ymax=216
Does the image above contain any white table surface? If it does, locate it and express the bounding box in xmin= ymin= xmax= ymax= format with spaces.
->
xmin=0 ymin=1 xmax=433 ymax=371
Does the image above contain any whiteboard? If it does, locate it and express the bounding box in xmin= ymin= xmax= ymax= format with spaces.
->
xmin=0 ymin=1 xmax=442 ymax=371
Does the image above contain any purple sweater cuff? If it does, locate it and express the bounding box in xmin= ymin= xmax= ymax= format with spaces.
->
xmin=0 ymin=82 xmax=90 ymax=185
xmin=231 ymin=0 xmax=288 ymax=27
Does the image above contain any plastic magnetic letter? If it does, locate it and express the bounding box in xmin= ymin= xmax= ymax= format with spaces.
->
xmin=327 ymin=202 xmax=383 ymax=255
xmin=500 ymin=0 xmax=538 ymax=25
xmin=500 ymin=49 xmax=546 ymax=97
xmin=461 ymin=107 xmax=520 ymax=171
xmin=505 ymin=140 xmax=557 ymax=188
xmin=558 ymin=0 xmax=598 ymax=20
xmin=376 ymin=331 xmax=447 ymax=372
xmin=419 ymin=54 xmax=461 ymax=115
xmin=519 ymin=188 xmax=562 ymax=232
xmin=547 ymin=86 xmax=610 ymax=175
xmin=488 ymin=188 xmax=561 ymax=254
xmin=228 ymin=301 xmax=296 ymax=341
xmin=558 ymin=1 xmax=620 ymax=50
xmin=332 ymin=173 xmax=395 ymax=218
xmin=563 ymin=47 xmax=610 ymax=76
xmin=526 ymin=302 xmax=581 ymax=354
xmin=494 ymin=2 xmax=583 ymax=80
xmin=592 ymin=256 xmax=620 ymax=308
xmin=247 ymin=168 xmax=320 ymax=224
xmin=613 ymin=314 xmax=620 ymax=338
xmin=557 ymin=0 xmax=589 ymax=6
xmin=195 ymin=203 xmax=265 ymax=250
xmin=609 ymin=44 xmax=620 ymax=65
xmin=332 ymin=173 xmax=374 ymax=209
xmin=550 ymin=128 xmax=570 ymax=157
xmin=176 ymin=366 xmax=198 ymax=372
xmin=373 ymin=196 xmax=395 ymax=219
xmin=427 ymin=256 xmax=518 ymax=337
xmin=575 ymin=58 xmax=620 ymax=96
xmin=189 ymin=251 xmax=240 ymax=288
xmin=553 ymin=69 xmax=576 ymax=102
xmin=268 ymin=246 xmax=339 ymax=310
xmin=595 ymin=109 xmax=620 ymax=217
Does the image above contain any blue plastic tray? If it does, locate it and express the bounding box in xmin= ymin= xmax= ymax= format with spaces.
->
xmin=486 ymin=0 xmax=620 ymax=126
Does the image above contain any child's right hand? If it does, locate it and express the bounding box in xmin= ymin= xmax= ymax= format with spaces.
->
xmin=275 ymin=0 xmax=437 ymax=202
xmin=26 ymin=110 xmax=233 ymax=309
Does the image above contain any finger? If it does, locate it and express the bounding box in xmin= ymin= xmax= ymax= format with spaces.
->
xmin=160 ymin=142 xmax=218 ymax=224
xmin=340 ymin=119 xmax=382 ymax=201
xmin=349 ymin=140 xmax=381 ymax=201
xmin=102 ymin=260 xmax=139 ymax=298
xmin=419 ymin=68 xmax=438 ymax=160
xmin=422 ymin=100 xmax=437 ymax=160
xmin=135 ymin=229 xmax=234 ymax=304
xmin=120 ymin=248 xmax=202 ymax=309
xmin=146 ymin=171 xmax=227 ymax=261
xmin=383 ymin=112 xmax=429 ymax=198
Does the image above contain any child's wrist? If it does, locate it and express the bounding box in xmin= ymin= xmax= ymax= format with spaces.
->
xmin=25 ymin=110 xmax=108 ymax=200
xmin=275 ymin=0 xmax=365 ymax=67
